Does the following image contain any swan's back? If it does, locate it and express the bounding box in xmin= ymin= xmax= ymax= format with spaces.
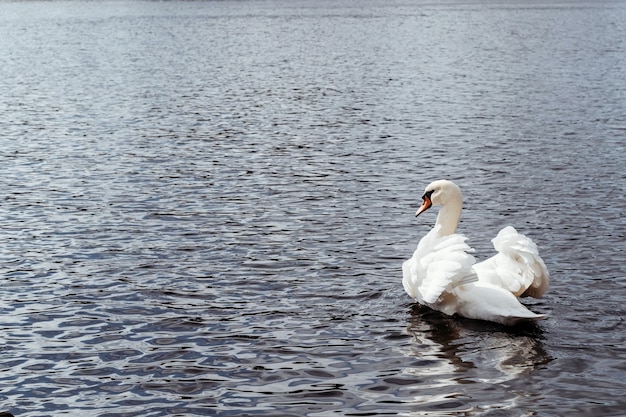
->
xmin=402 ymin=227 xmax=547 ymax=324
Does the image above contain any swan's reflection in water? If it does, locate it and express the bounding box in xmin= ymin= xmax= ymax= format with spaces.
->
xmin=400 ymin=304 xmax=551 ymax=416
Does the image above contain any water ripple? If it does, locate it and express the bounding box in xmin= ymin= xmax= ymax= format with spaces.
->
xmin=1 ymin=0 xmax=625 ymax=416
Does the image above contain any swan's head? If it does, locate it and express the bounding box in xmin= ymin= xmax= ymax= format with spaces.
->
xmin=415 ymin=180 xmax=462 ymax=217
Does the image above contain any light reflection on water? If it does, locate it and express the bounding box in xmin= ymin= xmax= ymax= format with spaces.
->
xmin=400 ymin=306 xmax=551 ymax=415
xmin=0 ymin=0 xmax=625 ymax=416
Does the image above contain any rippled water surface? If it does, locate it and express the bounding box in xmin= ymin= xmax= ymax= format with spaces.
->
xmin=1 ymin=0 xmax=625 ymax=416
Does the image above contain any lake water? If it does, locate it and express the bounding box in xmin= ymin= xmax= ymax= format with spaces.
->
xmin=0 ymin=0 xmax=625 ymax=416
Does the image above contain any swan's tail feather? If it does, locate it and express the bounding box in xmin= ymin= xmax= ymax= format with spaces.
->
xmin=502 ymin=312 xmax=548 ymax=326
xmin=455 ymin=282 xmax=548 ymax=326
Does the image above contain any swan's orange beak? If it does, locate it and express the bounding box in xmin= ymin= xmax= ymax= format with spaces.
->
xmin=415 ymin=194 xmax=432 ymax=217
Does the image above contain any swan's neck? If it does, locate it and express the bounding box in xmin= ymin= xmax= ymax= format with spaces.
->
xmin=435 ymin=200 xmax=462 ymax=236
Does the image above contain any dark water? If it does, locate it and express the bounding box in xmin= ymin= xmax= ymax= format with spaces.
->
xmin=1 ymin=0 xmax=625 ymax=416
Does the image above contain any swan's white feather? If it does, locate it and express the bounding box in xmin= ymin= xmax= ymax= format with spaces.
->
xmin=453 ymin=282 xmax=547 ymax=326
xmin=473 ymin=226 xmax=550 ymax=298
xmin=402 ymin=224 xmax=477 ymax=305
xmin=403 ymin=180 xmax=549 ymax=325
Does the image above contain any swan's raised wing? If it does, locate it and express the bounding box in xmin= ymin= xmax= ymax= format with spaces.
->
xmin=473 ymin=226 xmax=549 ymax=298
xmin=402 ymin=225 xmax=477 ymax=304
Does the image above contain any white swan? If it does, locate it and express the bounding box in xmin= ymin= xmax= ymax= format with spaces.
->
xmin=402 ymin=180 xmax=549 ymax=325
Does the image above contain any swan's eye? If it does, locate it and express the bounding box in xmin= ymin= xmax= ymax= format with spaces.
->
xmin=424 ymin=190 xmax=435 ymax=199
